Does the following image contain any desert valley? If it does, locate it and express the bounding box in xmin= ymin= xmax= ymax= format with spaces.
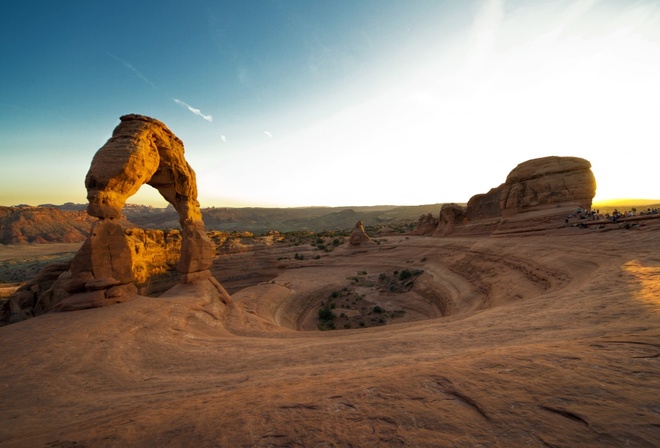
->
xmin=1 ymin=115 xmax=659 ymax=447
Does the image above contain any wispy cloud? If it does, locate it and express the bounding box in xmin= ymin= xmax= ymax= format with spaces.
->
xmin=107 ymin=53 xmax=157 ymax=89
xmin=221 ymin=135 xmax=227 ymax=143
xmin=264 ymin=131 xmax=272 ymax=138
xmin=173 ymin=99 xmax=213 ymax=122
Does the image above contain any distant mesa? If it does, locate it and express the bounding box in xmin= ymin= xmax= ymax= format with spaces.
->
xmin=14 ymin=114 xmax=232 ymax=318
xmin=0 ymin=206 xmax=97 ymax=244
xmin=415 ymin=156 xmax=596 ymax=235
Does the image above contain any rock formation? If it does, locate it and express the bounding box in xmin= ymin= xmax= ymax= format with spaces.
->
xmin=3 ymin=228 xmax=186 ymax=323
xmin=348 ymin=221 xmax=374 ymax=247
xmin=434 ymin=203 xmax=466 ymax=236
xmin=466 ymin=156 xmax=596 ymax=220
xmin=465 ymin=188 xmax=503 ymax=221
xmin=37 ymin=114 xmax=230 ymax=312
xmin=500 ymin=156 xmax=596 ymax=216
xmin=0 ymin=206 xmax=98 ymax=244
xmin=411 ymin=213 xmax=439 ymax=235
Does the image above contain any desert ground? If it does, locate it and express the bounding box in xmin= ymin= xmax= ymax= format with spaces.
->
xmin=1 ymin=216 xmax=659 ymax=447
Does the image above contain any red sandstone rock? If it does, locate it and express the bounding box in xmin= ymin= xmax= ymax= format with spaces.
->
xmin=412 ymin=213 xmax=439 ymax=235
xmin=500 ymin=156 xmax=596 ymax=217
xmin=466 ymin=156 xmax=596 ymax=220
xmin=348 ymin=221 xmax=374 ymax=246
xmin=28 ymin=114 xmax=228 ymax=314
xmin=434 ymin=203 xmax=466 ymax=236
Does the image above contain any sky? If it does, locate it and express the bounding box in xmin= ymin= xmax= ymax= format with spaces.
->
xmin=1 ymin=0 xmax=659 ymax=208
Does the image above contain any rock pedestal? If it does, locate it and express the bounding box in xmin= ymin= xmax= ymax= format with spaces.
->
xmin=349 ymin=221 xmax=375 ymax=247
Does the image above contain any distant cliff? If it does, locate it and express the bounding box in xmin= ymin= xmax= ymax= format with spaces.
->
xmin=0 ymin=206 xmax=97 ymax=244
xmin=0 ymin=203 xmax=442 ymax=243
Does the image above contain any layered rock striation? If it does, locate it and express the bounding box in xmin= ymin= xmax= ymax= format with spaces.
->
xmin=500 ymin=156 xmax=596 ymax=217
xmin=466 ymin=156 xmax=596 ymax=220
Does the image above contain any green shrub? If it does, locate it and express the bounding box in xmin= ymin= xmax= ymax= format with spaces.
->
xmin=318 ymin=307 xmax=336 ymax=321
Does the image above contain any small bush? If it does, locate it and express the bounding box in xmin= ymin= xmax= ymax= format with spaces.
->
xmin=318 ymin=307 xmax=336 ymax=321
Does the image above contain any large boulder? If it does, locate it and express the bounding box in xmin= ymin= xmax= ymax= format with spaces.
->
xmin=500 ymin=156 xmax=596 ymax=217
xmin=466 ymin=156 xmax=596 ymax=220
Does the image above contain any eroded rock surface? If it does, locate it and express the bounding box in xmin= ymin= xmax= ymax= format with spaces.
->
xmin=412 ymin=213 xmax=439 ymax=235
xmin=348 ymin=221 xmax=374 ymax=247
xmin=466 ymin=156 xmax=596 ymax=220
xmin=28 ymin=114 xmax=230 ymax=314
xmin=500 ymin=156 xmax=596 ymax=217
xmin=466 ymin=187 xmax=503 ymax=221
xmin=434 ymin=203 xmax=466 ymax=236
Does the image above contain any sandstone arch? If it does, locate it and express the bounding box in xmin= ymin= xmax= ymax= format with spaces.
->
xmin=37 ymin=114 xmax=230 ymax=312
xmin=84 ymin=114 xmax=214 ymax=275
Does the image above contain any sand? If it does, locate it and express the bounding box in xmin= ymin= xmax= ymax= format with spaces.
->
xmin=0 ymin=221 xmax=659 ymax=447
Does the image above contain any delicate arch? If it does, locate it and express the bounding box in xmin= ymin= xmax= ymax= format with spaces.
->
xmin=84 ymin=114 xmax=213 ymax=274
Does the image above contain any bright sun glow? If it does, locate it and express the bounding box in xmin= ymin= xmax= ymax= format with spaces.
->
xmin=196 ymin=0 xmax=660 ymax=207
xmin=1 ymin=0 xmax=659 ymax=207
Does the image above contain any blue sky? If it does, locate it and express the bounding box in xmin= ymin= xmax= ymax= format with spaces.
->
xmin=1 ymin=0 xmax=659 ymax=208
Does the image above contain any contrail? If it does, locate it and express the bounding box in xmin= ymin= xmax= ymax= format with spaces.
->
xmin=107 ymin=53 xmax=157 ymax=89
xmin=173 ymin=98 xmax=213 ymax=122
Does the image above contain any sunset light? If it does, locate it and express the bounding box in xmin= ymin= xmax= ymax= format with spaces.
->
xmin=1 ymin=0 xmax=658 ymax=207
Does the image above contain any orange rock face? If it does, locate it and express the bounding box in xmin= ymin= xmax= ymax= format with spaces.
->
xmin=39 ymin=114 xmax=228 ymax=312
xmin=467 ymin=156 xmax=596 ymax=220
xmin=500 ymin=156 xmax=596 ymax=217
xmin=411 ymin=213 xmax=439 ymax=235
